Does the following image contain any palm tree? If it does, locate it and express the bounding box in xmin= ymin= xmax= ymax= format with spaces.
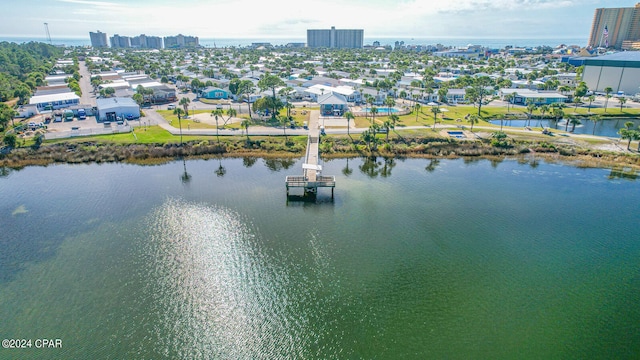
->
xmin=552 ymin=107 xmax=564 ymax=129
xmin=173 ymin=108 xmax=184 ymax=145
xmin=468 ymin=114 xmax=480 ymax=131
xmin=538 ymin=104 xmax=549 ymax=127
xmin=371 ymin=106 xmax=378 ymax=125
xmin=526 ymin=102 xmax=537 ymax=127
xmin=389 ymin=114 xmax=399 ymax=131
xmin=565 ymin=113 xmax=574 ymax=132
xmin=279 ymin=114 xmax=288 ymax=142
xmin=603 ymin=87 xmax=613 ymax=113
xmin=179 ymin=97 xmax=191 ymax=116
xmin=587 ymin=95 xmax=596 ymax=112
xmin=384 ymin=97 xmax=395 ymax=117
xmin=382 ymin=119 xmax=393 ymax=143
xmin=569 ymin=116 xmax=581 ymax=132
xmin=225 ymin=108 xmax=237 ymax=125
xmin=431 ymin=106 xmax=440 ymax=129
xmin=504 ymin=93 xmax=513 ymax=113
xmin=241 ymin=119 xmax=250 ymax=140
xmin=619 ymin=122 xmax=638 ymax=150
xmin=590 ymin=114 xmax=601 ymax=135
xmin=344 ymin=111 xmax=354 ymax=138
xmin=618 ymin=97 xmax=627 ymax=112
xmin=414 ymin=103 xmax=421 ymax=122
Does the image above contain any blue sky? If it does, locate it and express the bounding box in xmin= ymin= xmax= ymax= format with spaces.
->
xmin=1 ymin=0 xmax=638 ymax=40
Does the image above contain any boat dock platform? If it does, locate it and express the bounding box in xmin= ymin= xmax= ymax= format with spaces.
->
xmin=286 ymin=110 xmax=335 ymax=197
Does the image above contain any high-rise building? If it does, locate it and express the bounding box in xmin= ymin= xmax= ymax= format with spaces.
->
xmin=307 ymin=26 xmax=363 ymax=49
xmin=589 ymin=3 xmax=640 ymax=49
xmin=89 ymin=30 xmax=108 ymax=48
xmin=163 ymin=34 xmax=199 ymax=48
xmin=110 ymin=34 xmax=131 ymax=48
xmin=130 ymin=34 xmax=163 ymax=49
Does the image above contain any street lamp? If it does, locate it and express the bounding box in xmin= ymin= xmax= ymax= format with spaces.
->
xmin=215 ymin=114 xmax=219 ymax=143
xmin=177 ymin=112 xmax=183 ymax=145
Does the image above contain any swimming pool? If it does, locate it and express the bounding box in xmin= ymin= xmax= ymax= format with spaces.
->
xmin=363 ymin=107 xmax=399 ymax=113
xmin=447 ymin=131 xmax=466 ymax=139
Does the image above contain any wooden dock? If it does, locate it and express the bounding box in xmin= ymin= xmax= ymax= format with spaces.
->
xmin=286 ymin=110 xmax=335 ymax=196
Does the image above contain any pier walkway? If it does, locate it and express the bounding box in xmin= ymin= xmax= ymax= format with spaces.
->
xmin=286 ymin=110 xmax=335 ymax=196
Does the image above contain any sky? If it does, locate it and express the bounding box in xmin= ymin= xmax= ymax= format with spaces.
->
xmin=1 ymin=0 xmax=639 ymax=40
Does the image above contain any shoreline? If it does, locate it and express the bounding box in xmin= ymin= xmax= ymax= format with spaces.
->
xmin=2 ymin=135 xmax=638 ymax=172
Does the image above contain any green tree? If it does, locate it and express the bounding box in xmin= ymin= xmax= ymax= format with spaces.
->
xmin=468 ymin=76 xmax=493 ymax=116
xmin=3 ymin=133 xmax=17 ymax=148
xmin=133 ymin=93 xmax=144 ymax=106
xmin=382 ymin=119 xmax=393 ymax=143
xmin=344 ymin=111 xmax=354 ymax=138
xmin=173 ymin=108 xmax=184 ymax=145
xmin=257 ymin=73 xmax=285 ymax=120
xmin=590 ymin=114 xmax=601 ymax=135
xmin=569 ymin=115 xmax=581 ymax=132
xmin=619 ymin=122 xmax=639 ymax=150
xmin=603 ymin=87 xmax=613 ymax=113
xmin=179 ymin=97 xmax=191 ymax=116
xmin=526 ymin=102 xmax=537 ymax=127
xmin=241 ymin=119 xmax=251 ymax=140
xmin=225 ymin=108 xmax=237 ymax=125
xmin=587 ymin=95 xmax=596 ymax=112
xmin=618 ymin=97 xmax=627 ymax=112
xmin=467 ymin=114 xmax=480 ymax=131
xmin=431 ymin=106 xmax=440 ymax=129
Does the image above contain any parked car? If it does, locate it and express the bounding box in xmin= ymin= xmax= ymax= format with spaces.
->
xmin=126 ymin=114 xmax=134 ymax=120
xmin=167 ymin=104 xmax=176 ymax=110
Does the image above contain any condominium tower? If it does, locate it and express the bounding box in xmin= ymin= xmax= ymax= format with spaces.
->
xmin=588 ymin=3 xmax=640 ymax=49
xmin=89 ymin=30 xmax=109 ymax=48
xmin=307 ymin=26 xmax=364 ymax=49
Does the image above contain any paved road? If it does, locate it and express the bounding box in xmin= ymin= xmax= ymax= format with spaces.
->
xmin=78 ymin=61 xmax=96 ymax=107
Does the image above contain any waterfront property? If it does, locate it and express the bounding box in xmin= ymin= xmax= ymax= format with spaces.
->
xmin=286 ymin=110 xmax=335 ymax=197
xmin=318 ymin=93 xmax=348 ymax=116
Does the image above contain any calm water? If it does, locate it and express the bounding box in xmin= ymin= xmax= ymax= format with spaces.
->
xmin=489 ymin=118 xmax=640 ymax=137
xmin=1 ymin=157 xmax=639 ymax=358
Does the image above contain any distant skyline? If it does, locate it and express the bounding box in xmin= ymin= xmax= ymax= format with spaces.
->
xmin=1 ymin=0 xmax=639 ymax=41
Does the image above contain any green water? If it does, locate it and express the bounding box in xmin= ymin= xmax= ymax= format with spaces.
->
xmin=0 ymin=157 xmax=639 ymax=359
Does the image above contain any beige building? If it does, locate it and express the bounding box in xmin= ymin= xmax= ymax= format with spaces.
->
xmin=588 ymin=3 xmax=640 ymax=49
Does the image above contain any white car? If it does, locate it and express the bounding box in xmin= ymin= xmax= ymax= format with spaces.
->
xmin=167 ymin=104 xmax=176 ymax=110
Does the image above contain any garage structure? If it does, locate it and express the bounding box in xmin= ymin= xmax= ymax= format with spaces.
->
xmin=96 ymin=97 xmax=140 ymax=122
xmin=582 ymin=52 xmax=640 ymax=95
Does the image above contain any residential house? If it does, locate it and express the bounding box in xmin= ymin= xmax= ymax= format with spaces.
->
xmin=200 ymin=87 xmax=229 ymax=100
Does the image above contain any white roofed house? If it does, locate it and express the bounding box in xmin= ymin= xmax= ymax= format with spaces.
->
xmin=29 ymin=92 xmax=80 ymax=111
xmin=318 ymin=92 xmax=349 ymax=116
xmin=499 ymin=89 xmax=567 ymax=106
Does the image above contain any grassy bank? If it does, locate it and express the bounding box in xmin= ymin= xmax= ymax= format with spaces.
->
xmin=2 ymin=125 xmax=639 ymax=171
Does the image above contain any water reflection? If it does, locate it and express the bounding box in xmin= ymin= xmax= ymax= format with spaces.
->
xmin=142 ymin=199 xmax=306 ymax=358
xmin=263 ymin=158 xmax=295 ymax=172
xmin=180 ymin=159 xmax=191 ymax=184
xmin=425 ymin=159 xmax=440 ymax=172
xmin=342 ymin=158 xmax=353 ymax=177
xmin=358 ymin=156 xmax=396 ymax=178
xmin=608 ymin=167 xmax=638 ymax=181
xmin=215 ymin=157 xmax=226 ymax=177
xmin=242 ymin=157 xmax=257 ymax=168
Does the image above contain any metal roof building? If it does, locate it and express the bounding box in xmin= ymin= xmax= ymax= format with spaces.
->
xmin=582 ymin=52 xmax=640 ymax=95
xmin=96 ymin=97 xmax=140 ymax=122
